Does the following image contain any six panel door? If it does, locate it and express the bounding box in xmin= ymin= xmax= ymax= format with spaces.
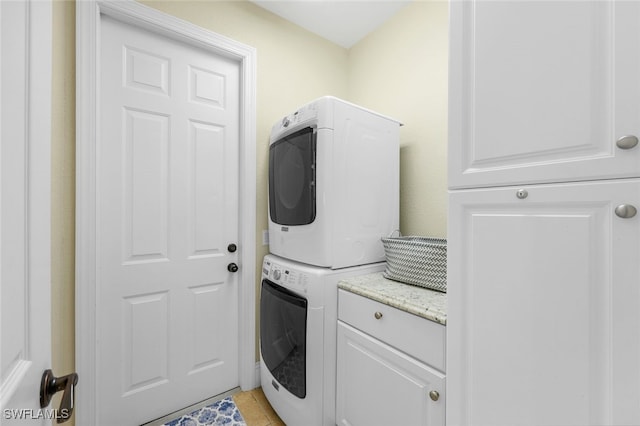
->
xmin=98 ymin=15 xmax=240 ymax=425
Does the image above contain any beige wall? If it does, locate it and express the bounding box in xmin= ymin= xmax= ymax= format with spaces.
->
xmin=50 ymin=2 xmax=448 ymax=422
xmin=348 ymin=0 xmax=449 ymax=237
xmin=51 ymin=0 xmax=76 ymax=381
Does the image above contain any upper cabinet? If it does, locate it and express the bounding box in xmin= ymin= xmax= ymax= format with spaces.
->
xmin=449 ymin=1 xmax=640 ymax=189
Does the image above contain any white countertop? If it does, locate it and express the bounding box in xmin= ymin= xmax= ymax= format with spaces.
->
xmin=338 ymin=272 xmax=447 ymax=325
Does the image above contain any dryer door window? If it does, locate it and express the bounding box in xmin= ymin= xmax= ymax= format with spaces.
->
xmin=269 ymin=126 xmax=316 ymax=226
xmin=260 ymin=279 xmax=307 ymax=398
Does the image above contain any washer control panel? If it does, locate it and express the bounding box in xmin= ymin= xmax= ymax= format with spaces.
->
xmin=262 ymin=258 xmax=309 ymax=294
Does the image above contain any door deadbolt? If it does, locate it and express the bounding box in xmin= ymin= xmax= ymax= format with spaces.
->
xmin=227 ymin=243 xmax=237 ymax=253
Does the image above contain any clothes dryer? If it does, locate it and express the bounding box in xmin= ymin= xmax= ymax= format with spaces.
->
xmin=268 ymin=96 xmax=401 ymax=269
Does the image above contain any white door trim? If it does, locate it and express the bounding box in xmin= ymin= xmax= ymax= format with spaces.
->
xmin=76 ymin=1 xmax=257 ymax=424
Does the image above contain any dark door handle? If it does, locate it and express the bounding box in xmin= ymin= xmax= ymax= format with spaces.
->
xmin=227 ymin=263 xmax=239 ymax=273
xmin=40 ymin=369 xmax=78 ymax=423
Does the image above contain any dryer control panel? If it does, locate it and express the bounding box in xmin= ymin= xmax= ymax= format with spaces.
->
xmin=270 ymin=101 xmax=319 ymax=138
xmin=262 ymin=258 xmax=309 ymax=294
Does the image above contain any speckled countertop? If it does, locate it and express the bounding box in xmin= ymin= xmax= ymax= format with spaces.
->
xmin=338 ymin=272 xmax=447 ymax=325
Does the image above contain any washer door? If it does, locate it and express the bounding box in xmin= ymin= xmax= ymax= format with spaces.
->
xmin=260 ymin=279 xmax=307 ymax=398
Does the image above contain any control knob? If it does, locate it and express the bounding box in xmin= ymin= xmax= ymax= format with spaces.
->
xmin=273 ymin=269 xmax=282 ymax=280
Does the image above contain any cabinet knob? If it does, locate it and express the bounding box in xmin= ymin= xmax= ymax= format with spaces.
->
xmin=516 ymin=189 xmax=528 ymax=199
xmin=374 ymin=311 xmax=383 ymax=320
xmin=429 ymin=390 xmax=440 ymax=401
xmin=616 ymin=135 xmax=638 ymax=150
xmin=615 ymin=204 xmax=637 ymax=219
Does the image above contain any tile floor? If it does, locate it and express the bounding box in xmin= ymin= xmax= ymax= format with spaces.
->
xmin=232 ymin=388 xmax=285 ymax=426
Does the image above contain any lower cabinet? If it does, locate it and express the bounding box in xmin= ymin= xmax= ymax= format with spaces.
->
xmin=336 ymin=290 xmax=445 ymax=426
xmin=447 ymin=179 xmax=640 ymax=426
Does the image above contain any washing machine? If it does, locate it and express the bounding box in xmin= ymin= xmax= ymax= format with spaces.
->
xmin=259 ymin=254 xmax=386 ymax=425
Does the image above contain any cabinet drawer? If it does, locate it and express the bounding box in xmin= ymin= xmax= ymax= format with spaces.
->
xmin=338 ymin=289 xmax=445 ymax=371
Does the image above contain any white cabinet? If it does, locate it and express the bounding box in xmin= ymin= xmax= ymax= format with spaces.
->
xmin=447 ymin=179 xmax=640 ymax=426
xmin=449 ymin=1 xmax=640 ymax=424
xmin=449 ymin=1 xmax=640 ymax=189
xmin=336 ymin=290 xmax=445 ymax=426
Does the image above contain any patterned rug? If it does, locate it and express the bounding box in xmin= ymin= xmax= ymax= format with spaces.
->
xmin=163 ymin=397 xmax=247 ymax=426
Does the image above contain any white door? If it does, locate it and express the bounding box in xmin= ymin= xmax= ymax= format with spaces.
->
xmin=449 ymin=0 xmax=640 ymax=189
xmin=97 ymin=15 xmax=240 ymax=425
xmin=0 ymin=1 xmax=53 ymax=424
xmin=447 ymin=179 xmax=640 ymax=425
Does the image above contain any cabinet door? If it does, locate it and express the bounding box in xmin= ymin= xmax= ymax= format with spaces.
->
xmin=447 ymin=179 xmax=640 ymax=426
xmin=449 ymin=1 xmax=640 ymax=189
xmin=336 ymin=322 xmax=445 ymax=426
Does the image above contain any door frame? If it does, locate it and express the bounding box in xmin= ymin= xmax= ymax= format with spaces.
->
xmin=75 ymin=1 xmax=257 ymax=424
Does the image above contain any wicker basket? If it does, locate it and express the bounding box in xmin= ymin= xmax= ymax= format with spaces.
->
xmin=381 ymin=233 xmax=447 ymax=292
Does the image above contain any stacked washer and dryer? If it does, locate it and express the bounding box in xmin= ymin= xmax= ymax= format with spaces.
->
xmin=260 ymin=96 xmax=401 ymax=425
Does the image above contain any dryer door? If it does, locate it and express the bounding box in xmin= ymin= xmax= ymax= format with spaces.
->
xmin=269 ymin=126 xmax=316 ymax=226
xmin=260 ymin=279 xmax=308 ymax=398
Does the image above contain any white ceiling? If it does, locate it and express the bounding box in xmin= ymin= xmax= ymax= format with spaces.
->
xmin=250 ymin=1 xmax=412 ymax=48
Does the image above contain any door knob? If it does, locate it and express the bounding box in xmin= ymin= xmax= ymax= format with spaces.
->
xmin=227 ymin=263 xmax=239 ymax=273
xmin=40 ymin=369 xmax=78 ymax=423
xmin=615 ymin=204 xmax=637 ymax=219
